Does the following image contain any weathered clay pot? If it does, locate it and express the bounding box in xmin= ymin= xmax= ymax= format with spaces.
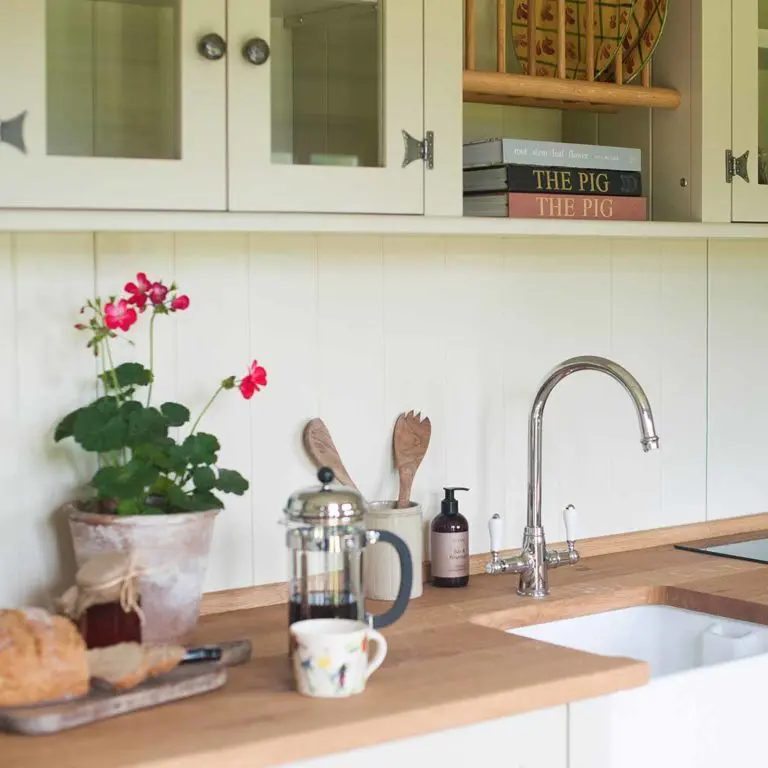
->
xmin=67 ymin=503 xmax=218 ymax=643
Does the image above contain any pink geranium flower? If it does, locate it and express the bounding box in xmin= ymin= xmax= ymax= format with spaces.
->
xmin=124 ymin=272 xmax=151 ymax=311
xmin=171 ymin=295 xmax=190 ymax=311
xmin=104 ymin=299 xmax=137 ymax=332
xmin=238 ymin=361 xmax=268 ymax=399
xmin=148 ymin=282 xmax=168 ymax=305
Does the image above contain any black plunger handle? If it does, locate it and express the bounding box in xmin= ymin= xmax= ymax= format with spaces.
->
xmin=370 ymin=529 xmax=413 ymax=630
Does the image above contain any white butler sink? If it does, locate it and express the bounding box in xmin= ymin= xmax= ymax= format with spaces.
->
xmin=507 ymin=604 xmax=768 ymax=678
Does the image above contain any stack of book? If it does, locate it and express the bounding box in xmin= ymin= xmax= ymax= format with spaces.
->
xmin=462 ymin=138 xmax=646 ymax=221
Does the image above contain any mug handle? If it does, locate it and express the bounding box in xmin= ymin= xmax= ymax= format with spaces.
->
xmin=369 ymin=530 xmax=413 ymax=630
xmin=365 ymin=629 xmax=388 ymax=680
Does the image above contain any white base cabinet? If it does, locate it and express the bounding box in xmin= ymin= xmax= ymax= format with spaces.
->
xmin=570 ymin=652 xmax=768 ymax=768
xmin=284 ymin=706 xmax=567 ymax=768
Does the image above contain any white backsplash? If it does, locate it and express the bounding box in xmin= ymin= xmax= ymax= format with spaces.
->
xmin=0 ymin=232 xmax=764 ymax=607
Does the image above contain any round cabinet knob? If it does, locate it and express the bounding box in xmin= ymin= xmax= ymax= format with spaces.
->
xmin=197 ymin=33 xmax=227 ymax=61
xmin=242 ymin=38 xmax=271 ymax=65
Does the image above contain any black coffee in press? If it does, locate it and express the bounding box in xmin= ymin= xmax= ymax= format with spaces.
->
xmin=288 ymin=591 xmax=359 ymax=625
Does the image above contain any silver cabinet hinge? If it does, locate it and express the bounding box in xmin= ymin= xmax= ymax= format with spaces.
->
xmin=726 ymin=148 xmax=749 ymax=183
xmin=402 ymin=130 xmax=434 ymax=170
xmin=0 ymin=111 xmax=27 ymax=154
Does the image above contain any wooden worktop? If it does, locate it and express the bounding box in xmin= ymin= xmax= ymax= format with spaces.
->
xmin=7 ymin=526 xmax=768 ymax=768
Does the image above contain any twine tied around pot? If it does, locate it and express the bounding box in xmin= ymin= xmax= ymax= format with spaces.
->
xmin=57 ymin=551 xmax=148 ymax=624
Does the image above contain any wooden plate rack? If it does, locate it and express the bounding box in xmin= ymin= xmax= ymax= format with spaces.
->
xmin=463 ymin=0 xmax=681 ymax=112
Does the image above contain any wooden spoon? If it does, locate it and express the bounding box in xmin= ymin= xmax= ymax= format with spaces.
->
xmin=302 ymin=418 xmax=358 ymax=490
xmin=393 ymin=410 xmax=432 ymax=508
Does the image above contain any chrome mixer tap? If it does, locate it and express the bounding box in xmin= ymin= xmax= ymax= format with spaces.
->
xmin=485 ymin=355 xmax=660 ymax=598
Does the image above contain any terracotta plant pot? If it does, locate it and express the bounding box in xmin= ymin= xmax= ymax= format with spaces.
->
xmin=67 ymin=503 xmax=218 ymax=643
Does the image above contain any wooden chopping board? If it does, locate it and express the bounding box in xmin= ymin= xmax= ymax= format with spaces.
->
xmin=0 ymin=639 xmax=251 ymax=736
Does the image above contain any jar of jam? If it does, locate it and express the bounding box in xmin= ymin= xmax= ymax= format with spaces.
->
xmin=60 ymin=552 xmax=143 ymax=649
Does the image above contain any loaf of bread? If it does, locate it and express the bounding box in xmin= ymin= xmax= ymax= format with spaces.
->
xmin=0 ymin=608 xmax=90 ymax=707
xmin=87 ymin=642 xmax=185 ymax=690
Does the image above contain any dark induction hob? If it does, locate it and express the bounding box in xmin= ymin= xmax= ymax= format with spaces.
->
xmin=675 ymin=536 xmax=768 ymax=565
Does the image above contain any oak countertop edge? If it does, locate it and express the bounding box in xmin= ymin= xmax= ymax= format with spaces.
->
xmin=139 ymin=660 xmax=650 ymax=768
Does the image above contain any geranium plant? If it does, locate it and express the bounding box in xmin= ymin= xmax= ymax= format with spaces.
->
xmin=54 ymin=272 xmax=267 ymax=516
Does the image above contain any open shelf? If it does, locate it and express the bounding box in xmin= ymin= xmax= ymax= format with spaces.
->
xmin=463 ymin=70 xmax=681 ymax=112
xmin=463 ymin=0 xmax=681 ymax=113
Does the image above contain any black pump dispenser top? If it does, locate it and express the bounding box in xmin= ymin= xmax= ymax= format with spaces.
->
xmin=441 ymin=487 xmax=469 ymax=516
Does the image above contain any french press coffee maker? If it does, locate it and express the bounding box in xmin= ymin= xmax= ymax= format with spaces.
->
xmin=284 ymin=467 xmax=413 ymax=629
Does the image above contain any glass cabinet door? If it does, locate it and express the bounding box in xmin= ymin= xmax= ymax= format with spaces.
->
xmin=732 ymin=0 xmax=768 ymax=221
xmin=228 ymin=0 xmax=425 ymax=214
xmin=0 ymin=0 xmax=226 ymax=210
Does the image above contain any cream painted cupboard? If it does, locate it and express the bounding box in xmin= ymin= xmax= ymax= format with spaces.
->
xmin=284 ymin=706 xmax=568 ymax=768
xmin=0 ymin=0 xmax=460 ymax=215
xmin=650 ymin=0 xmax=768 ymax=223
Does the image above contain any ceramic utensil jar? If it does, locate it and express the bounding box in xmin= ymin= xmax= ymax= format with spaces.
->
xmin=283 ymin=468 xmax=413 ymax=634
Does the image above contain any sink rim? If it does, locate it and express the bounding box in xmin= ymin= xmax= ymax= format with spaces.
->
xmin=503 ymin=602 xmax=768 ymax=679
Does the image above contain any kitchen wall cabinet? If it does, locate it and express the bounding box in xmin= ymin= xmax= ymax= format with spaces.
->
xmin=228 ymin=0 xmax=426 ymax=214
xmin=649 ymin=0 xmax=768 ymax=223
xmin=0 ymin=0 xmax=460 ymax=215
xmin=730 ymin=0 xmax=768 ymax=221
xmin=0 ymin=0 xmax=228 ymax=211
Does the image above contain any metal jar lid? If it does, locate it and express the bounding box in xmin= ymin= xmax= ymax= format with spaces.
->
xmin=284 ymin=467 xmax=368 ymax=525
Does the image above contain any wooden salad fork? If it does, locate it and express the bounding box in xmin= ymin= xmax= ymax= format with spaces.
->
xmin=393 ymin=410 xmax=432 ymax=508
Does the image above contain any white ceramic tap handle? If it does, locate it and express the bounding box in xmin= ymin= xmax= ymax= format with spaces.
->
xmin=563 ymin=504 xmax=577 ymax=543
xmin=489 ymin=514 xmax=503 ymax=552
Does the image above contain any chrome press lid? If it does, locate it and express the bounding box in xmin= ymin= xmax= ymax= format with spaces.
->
xmin=284 ymin=467 xmax=368 ymax=525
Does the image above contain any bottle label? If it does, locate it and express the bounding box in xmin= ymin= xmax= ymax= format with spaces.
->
xmin=431 ymin=532 xmax=469 ymax=578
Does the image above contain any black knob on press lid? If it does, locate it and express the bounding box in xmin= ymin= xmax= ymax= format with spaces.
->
xmin=442 ymin=487 xmax=469 ymax=515
xmin=317 ymin=467 xmax=335 ymax=485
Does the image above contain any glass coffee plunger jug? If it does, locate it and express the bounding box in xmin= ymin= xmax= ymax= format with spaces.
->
xmin=284 ymin=467 xmax=413 ymax=630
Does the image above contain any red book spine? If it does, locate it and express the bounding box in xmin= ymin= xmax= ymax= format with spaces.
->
xmin=506 ymin=192 xmax=647 ymax=220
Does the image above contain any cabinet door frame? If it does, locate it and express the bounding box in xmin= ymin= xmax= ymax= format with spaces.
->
xmin=227 ymin=0 xmax=425 ymax=214
xmin=731 ymin=0 xmax=768 ymax=222
xmin=0 ymin=0 xmax=227 ymax=211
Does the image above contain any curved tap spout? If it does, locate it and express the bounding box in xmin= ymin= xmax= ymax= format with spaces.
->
xmin=527 ymin=356 xmax=659 ymax=530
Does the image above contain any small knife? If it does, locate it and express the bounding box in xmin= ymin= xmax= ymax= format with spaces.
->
xmin=181 ymin=639 xmax=252 ymax=667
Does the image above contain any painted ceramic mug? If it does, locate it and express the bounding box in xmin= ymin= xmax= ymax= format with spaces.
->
xmin=290 ymin=618 xmax=388 ymax=698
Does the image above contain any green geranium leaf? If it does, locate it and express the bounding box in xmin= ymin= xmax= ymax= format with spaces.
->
xmin=166 ymin=443 xmax=191 ymax=473
xmin=121 ymin=400 xmax=143 ymax=417
xmin=100 ymin=362 xmax=153 ymax=391
xmin=116 ymin=499 xmax=141 ymax=516
xmin=90 ymin=466 xmax=121 ymax=497
xmin=91 ymin=459 xmax=159 ymax=500
xmin=73 ymin=398 xmax=126 ymax=452
xmin=132 ymin=437 xmax=177 ymax=471
xmin=166 ymin=484 xmax=195 ymax=511
xmin=181 ymin=432 xmax=220 ymax=466
xmin=216 ymin=469 xmax=249 ymax=496
xmin=188 ymin=490 xmax=224 ymax=511
xmin=161 ymin=402 xmax=190 ymax=428
xmin=126 ymin=406 xmax=168 ymax=446
xmin=192 ymin=466 xmax=216 ymax=492
xmin=54 ymin=408 xmax=82 ymax=442
xmin=148 ymin=475 xmax=175 ymax=497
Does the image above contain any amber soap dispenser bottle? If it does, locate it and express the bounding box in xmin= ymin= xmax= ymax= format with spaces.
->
xmin=430 ymin=487 xmax=470 ymax=588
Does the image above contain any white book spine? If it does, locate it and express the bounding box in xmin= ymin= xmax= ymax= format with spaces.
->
xmin=463 ymin=138 xmax=642 ymax=172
